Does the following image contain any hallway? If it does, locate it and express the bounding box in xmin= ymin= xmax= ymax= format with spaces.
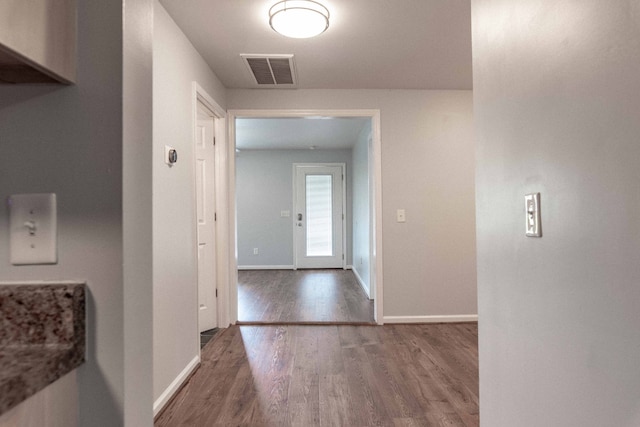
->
xmin=238 ymin=269 xmax=375 ymax=324
xmin=155 ymin=323 xmax=479 ymax=426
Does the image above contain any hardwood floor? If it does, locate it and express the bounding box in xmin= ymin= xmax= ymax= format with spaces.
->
xmin=155 ymin=323 xmax=479 ymax=427
xmin=238 ymin=269 xmax=375 ymax=324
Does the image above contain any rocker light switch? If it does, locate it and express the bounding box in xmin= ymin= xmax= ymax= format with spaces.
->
xmin=9 ymin=193 xmax=58 ymax=265
xmin=525 ymin=193 xmax=541 ymax=237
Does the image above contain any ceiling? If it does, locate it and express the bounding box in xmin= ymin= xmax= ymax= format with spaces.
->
xmin=159 ymin=0 xmax=473 ymax=90
xmin=235 ymin=117 xmax=370 ymax=150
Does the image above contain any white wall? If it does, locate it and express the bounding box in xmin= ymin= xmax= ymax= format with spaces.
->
xmin=228 ymin=89 xmax=477 ymax=320
xmin=236 ymin=149 xmax=353 ymax=267
xmin=153 ymin=1 xmax=227 ymax=407
xmin=352 ymin=122 xmax=372 ymax=295
xmin=123 ymin=0 xmax=154 ymax=424
xmin=0 ymin=0 xmax=154 ymax=425
xmin=472 ymin=1 xmax=640 ymax=426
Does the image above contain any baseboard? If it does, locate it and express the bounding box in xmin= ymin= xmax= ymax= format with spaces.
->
xmin=349 ymin=266 xmax=371 ymax=299
xmin=383 ymin=314 xmax=478 ymax=324
xmin=238 ymin=265 xmax=294 ymax=270
xmin=153 ymin=355 xmax=200 ymax=417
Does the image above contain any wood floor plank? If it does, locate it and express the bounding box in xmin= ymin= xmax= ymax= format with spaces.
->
xmin=155 ymin=323 xmax=479 ymax=427
xmin=238 ymin=269 xmax=374 ymax=323
xmin=288 ymin=327 xmax=320 ymax=427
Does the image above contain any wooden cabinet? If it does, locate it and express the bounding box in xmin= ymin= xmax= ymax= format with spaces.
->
xmin=0 ymin=0 xmax=76 ymax=84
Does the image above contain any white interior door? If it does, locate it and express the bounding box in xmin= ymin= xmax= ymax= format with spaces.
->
xmin=196 ymin=102 xmax=217 ymax=332
xmin=294 ymin=164 xmax=344 ymax=269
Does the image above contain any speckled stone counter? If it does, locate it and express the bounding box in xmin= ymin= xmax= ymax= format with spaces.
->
xmin=0 ymin=283 xmax=85 ymax=415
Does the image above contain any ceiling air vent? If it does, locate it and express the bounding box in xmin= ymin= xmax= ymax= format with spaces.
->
xmin=240 ymin=54 xmax=297 ymax=88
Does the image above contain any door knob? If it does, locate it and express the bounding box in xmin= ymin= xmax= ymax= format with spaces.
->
xmin=297 ymin=213 xmax=303 ymax=221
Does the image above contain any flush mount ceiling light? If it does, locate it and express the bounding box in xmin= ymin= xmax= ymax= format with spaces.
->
xmin=269 ymin=0 xmax=330 ymax=39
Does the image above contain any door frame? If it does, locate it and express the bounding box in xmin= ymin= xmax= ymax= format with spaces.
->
xmin=292 ymin=162 xmax=347 ymax=270
xmin=192 ymin=82 xmax=231 ymax=334
xmin=227 ymin=109 xmax=384 ymax=324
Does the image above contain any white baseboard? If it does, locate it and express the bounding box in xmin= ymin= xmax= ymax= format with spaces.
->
xmin=153 ymin=355 xmax=200 ymax=417
xmin=348 ymin=266 xmax=371 ymax=299
xmin=383 ymin=314 xmax=478 ymax=324
xmin=238 ymin=265 xmax=294 ymax=270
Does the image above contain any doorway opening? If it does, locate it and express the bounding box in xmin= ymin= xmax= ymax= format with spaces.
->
xmin=228 ymin=110 xmax=383 ymax=325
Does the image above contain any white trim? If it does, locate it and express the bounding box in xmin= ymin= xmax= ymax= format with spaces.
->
xmin=193 ymin=82 xmax=225 ymax=117
xmin=153 ymin=355 xmax=200 ymax=417
xmin=228 ymin=109 xmax=384 ymax=325
xmin=370 ymin=111 xmax=383 ymax=324
xmin=238 ymin=265 xmax=295 ymax=270
xmin=383 ymin=315 xmax=478 ymax=324
xmin=349 ymin=265 xmax=371 ymax=299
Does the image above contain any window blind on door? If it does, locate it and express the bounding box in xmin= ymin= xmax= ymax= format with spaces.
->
xmin=305 ymin=174 xmax=333 ymax=257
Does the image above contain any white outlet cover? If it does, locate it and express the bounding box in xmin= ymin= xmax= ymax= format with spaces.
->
xmin=9 ymin=193 xmax=58 ymax=265
xmin=397 ymin=209 xmax=406 ymax=223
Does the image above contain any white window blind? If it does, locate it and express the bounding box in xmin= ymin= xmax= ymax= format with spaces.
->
xmin=306 ymin=174 xmax=333 ymax=256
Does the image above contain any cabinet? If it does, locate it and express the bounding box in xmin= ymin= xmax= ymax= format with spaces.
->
xmin=0 ymin=0 xmax=76 ymax=84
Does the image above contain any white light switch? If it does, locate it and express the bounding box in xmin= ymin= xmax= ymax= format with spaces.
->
xmin=525 ymin=193 xmax=541 ymax=237
xmin=9 ymin=193 xmax=58 ymax=265
xmin=280 ymin=210 xmax=290 ymax=218
xmin=397 ymin=209 xmax=406 ymax=223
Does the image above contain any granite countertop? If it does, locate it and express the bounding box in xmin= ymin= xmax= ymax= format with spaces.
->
xmin=0 ymin=283 xmax=85 ymax=415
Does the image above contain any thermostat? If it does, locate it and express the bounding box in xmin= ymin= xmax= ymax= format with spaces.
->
xmin=164 ymin=146 xmax=178 ymax=166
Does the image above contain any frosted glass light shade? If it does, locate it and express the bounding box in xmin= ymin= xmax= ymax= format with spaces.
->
xmin=269 ymin=0 xmax=330 ymax=39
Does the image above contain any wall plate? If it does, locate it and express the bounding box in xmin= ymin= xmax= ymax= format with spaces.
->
xmin=9 ymin=193 xmax=58 ymax=265
xmin=525 ymin=193 xmax=541 ymax=237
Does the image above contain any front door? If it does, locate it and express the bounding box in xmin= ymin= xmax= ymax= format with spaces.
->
xmin=196 ymin=102 xmax=217 ymax=332
xmin=294 ymin=164 xmax=344 ymax=269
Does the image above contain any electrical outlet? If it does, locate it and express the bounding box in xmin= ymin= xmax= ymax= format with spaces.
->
xmin=253 ymin=248 xmax=259 ymax=255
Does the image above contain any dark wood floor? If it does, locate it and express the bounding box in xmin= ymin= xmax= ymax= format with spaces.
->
xmin=155 ymin=323 xmax=479 ymax=427
xmin=238 ymin=269 xmax=375 ymax=324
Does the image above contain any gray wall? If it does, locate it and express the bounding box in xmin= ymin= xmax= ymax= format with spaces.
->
xmin=153 ymin=1 xmax=227 ymax=405
xmin=473 ymin=1 xmax=640 ymax=425
xmin=236 ymin=149 xmax=353 ymax=267
xmin=0 ymin=0 xmax=154 ymax=424
xmin=229 ymin=89 xmax=477 ymax=319
xmin=352 ymin=122 xmax=372 ymax=295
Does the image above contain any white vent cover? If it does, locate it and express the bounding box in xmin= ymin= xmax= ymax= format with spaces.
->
xmin=240 ymin=54 xmax=297 ymax=88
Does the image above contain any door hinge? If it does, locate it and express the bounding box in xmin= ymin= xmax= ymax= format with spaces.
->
xmin=342 ymin=213 xmax=344 ymax=220
xmin=342 ymin=174 xmax=344 ymax=181
xmin=342 ymin=254 xmax=344 ymax=260
xmin=215 ymin=289 xmax=218 ymax=298
xmin=214 ymin=212 xmax=217 ymax=221
xmin=213 ymin=137 xmax=216 ymax=146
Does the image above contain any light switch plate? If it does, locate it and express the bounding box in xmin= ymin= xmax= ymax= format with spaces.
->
xmin=9 ymin=193 xmax=58 ymax=265
xmin=525 ymin=193 xmax=541 ymax=237
xmin=281 ymin=210 xmax=290 ymax=218
xmin=397 ymin=209 xmax=406 ymax=223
